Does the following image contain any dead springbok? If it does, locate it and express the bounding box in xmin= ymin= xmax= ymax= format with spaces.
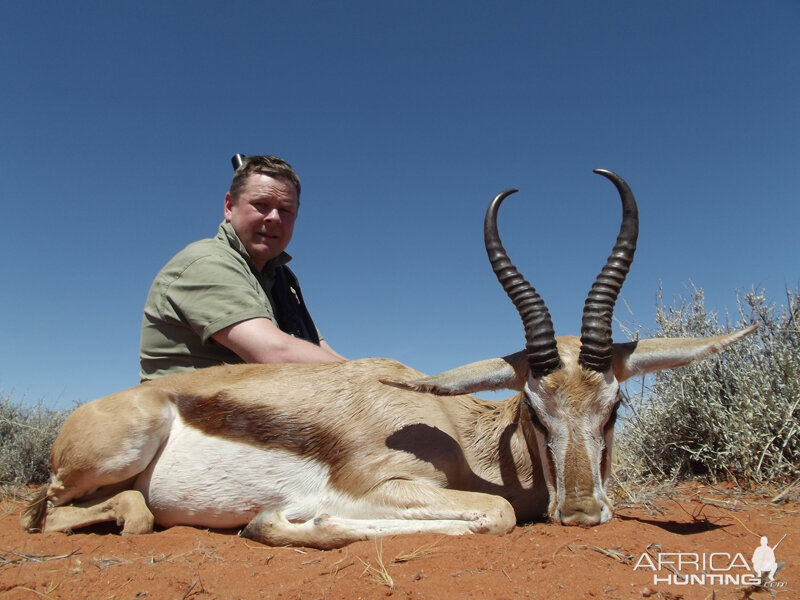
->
xmin=23 ymin=170 xmax=756 ymax=549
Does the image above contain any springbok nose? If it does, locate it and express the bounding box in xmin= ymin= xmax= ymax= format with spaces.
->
xmin=559 ymin=496 xmax=604 ymax=526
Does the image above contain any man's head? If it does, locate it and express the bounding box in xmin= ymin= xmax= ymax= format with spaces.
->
xmin=229 ymin=155 xmax=301 ymax=202
xmin=225 ymin=155 xmax=301 ymax=271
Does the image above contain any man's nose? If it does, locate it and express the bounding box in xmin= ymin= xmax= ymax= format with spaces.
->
xmin=264 ymin=207 xmax=280 ymax=221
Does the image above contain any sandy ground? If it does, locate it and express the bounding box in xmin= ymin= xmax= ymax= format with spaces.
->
xmin=1 ymin=483 xmax=797 ymax=600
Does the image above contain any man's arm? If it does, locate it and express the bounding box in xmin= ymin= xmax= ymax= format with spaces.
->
xmin=320 ymin=340 xmax=347 ymax=361
xmin=212 ymin=318 xmax=345 ymax=364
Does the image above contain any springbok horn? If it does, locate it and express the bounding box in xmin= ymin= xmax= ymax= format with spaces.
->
xmin=579 ymin=169 xmax=639 ymax=372
xmin=485 ymin=190 xmax=561 ymax=378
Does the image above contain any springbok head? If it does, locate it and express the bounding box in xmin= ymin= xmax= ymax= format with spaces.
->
xmin=484 ymin=170 xmax=639 ymax=525
xmin=489 ymin=169 xmax=637 ymax=525
xmin=397 ymin=169 xmax=756 ymax=526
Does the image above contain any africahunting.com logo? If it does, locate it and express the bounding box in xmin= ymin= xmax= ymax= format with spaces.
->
xmin=633 ymin=535 xmax=787 ymax=587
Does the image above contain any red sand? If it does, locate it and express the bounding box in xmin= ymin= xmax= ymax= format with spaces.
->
xmin=1 ymin=483 xmax=797 ymax=599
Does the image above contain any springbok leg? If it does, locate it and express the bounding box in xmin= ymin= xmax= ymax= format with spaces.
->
xmin=242 ymin=481 xmax=516 ymax=549
xmin=40 ymin=490 xmax=155 ymax=535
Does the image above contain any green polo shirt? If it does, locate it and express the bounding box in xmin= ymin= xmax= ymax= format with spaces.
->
xmin=139 ymin=222 xmax=293 ymax=380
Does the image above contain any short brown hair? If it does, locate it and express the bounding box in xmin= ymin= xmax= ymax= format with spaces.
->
xmin=230 ymin=155 xmax=302 ymax=201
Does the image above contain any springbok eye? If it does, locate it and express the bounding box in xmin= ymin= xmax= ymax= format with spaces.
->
xmin=527 ymin=406 xmax=550 ymax=440
xmin=606 ymin=400 xmax=620 ymax=428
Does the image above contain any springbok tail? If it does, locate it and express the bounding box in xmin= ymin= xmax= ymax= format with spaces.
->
xmin=20 ymin=486 xmax=48 ymax=532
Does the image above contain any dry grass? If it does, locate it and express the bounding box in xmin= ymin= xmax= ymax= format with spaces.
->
xmin=393 ymin=540 xmax=443 ymax=563
xmin=358 ymin=539 xmax=394 ymax=588
xmin=0 ymin=395 xmax=70 ymax=486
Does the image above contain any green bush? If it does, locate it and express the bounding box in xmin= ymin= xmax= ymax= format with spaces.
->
xmin=0 ymin=394 xmax=70 ymax=486
xmin=615 ymin=284 xmax=799 ymax=486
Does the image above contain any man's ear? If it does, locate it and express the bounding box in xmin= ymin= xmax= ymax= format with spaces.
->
xmin=224 ymin=191 xmax=234 ymax=221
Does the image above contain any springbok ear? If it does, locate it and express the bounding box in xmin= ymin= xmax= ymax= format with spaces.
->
xmin=611 ymin=324 xmax=758 ymax=383
xmin=380 ymin=352 xmax=528 ymax=396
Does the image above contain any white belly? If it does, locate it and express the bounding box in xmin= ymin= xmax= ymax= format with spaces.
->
xmin=134 ymin=415 xmax=332 ymax=528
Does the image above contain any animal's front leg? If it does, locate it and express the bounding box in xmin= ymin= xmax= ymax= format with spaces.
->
xmin=241 ymin=482 xmax=516 ymax=549
xmin=242 ymin=511 xmax=362 ymax=550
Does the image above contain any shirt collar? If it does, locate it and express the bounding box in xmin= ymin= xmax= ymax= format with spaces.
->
xmin=216 ymin=221 xmax=291 ymax=276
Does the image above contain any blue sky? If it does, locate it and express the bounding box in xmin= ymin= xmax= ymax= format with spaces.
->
xmin=2 ymin=1 xmax=798 ymax=408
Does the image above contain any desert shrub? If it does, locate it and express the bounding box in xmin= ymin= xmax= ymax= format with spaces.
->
xmin=615 ymin=284 xmax=799 ymax=486
xmin=0 ymin=393 xmax=70 ymax=486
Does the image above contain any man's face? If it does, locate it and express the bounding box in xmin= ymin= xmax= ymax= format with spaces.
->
xmin=224 ymin=173 xmax=299 ymax=271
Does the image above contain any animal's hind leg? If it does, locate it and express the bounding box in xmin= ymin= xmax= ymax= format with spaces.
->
xmin=46 ymin=387 xmax=173 ymax=505
xmin=23 ymin=386 xmax=173 ymax=533
xmin=42 ymin=490 xmax=154 ymax=535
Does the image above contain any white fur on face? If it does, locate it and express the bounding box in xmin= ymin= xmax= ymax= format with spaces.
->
xmin=525 ymin=372 xmax=619 ymax=523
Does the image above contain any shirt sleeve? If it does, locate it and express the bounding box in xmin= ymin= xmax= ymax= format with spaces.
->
xmin=161 ymin=254 xmax=274 ymax=344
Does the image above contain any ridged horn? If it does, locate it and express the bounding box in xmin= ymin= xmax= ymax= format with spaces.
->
xmin=485 ymin=189 xmax=561 ymax=378
xmin=579 ymin=169 xmax=639 ymax=372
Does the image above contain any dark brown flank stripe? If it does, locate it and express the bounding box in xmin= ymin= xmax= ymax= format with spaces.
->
xmin=173 ymin=391 xmax=352 ymax=464
xmin=171 ymin=389 xmax=468 ymax=501
xmin=171 ymin=391 xmax=406 ymax=496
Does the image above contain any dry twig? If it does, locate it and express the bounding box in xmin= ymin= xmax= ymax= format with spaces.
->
xmin=771 ymin=476 xmax=800 ymax=504
xmin=0 ymin=548 xmax=79 ymax=567
xmin=589 ymin=545 xmax=634 ymax=565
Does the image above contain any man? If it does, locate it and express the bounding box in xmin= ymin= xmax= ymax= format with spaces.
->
xmin=751 ymin=536 xmax=779 ymax=583
xmin=139 ymin=154 xmax=344 ymax=381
